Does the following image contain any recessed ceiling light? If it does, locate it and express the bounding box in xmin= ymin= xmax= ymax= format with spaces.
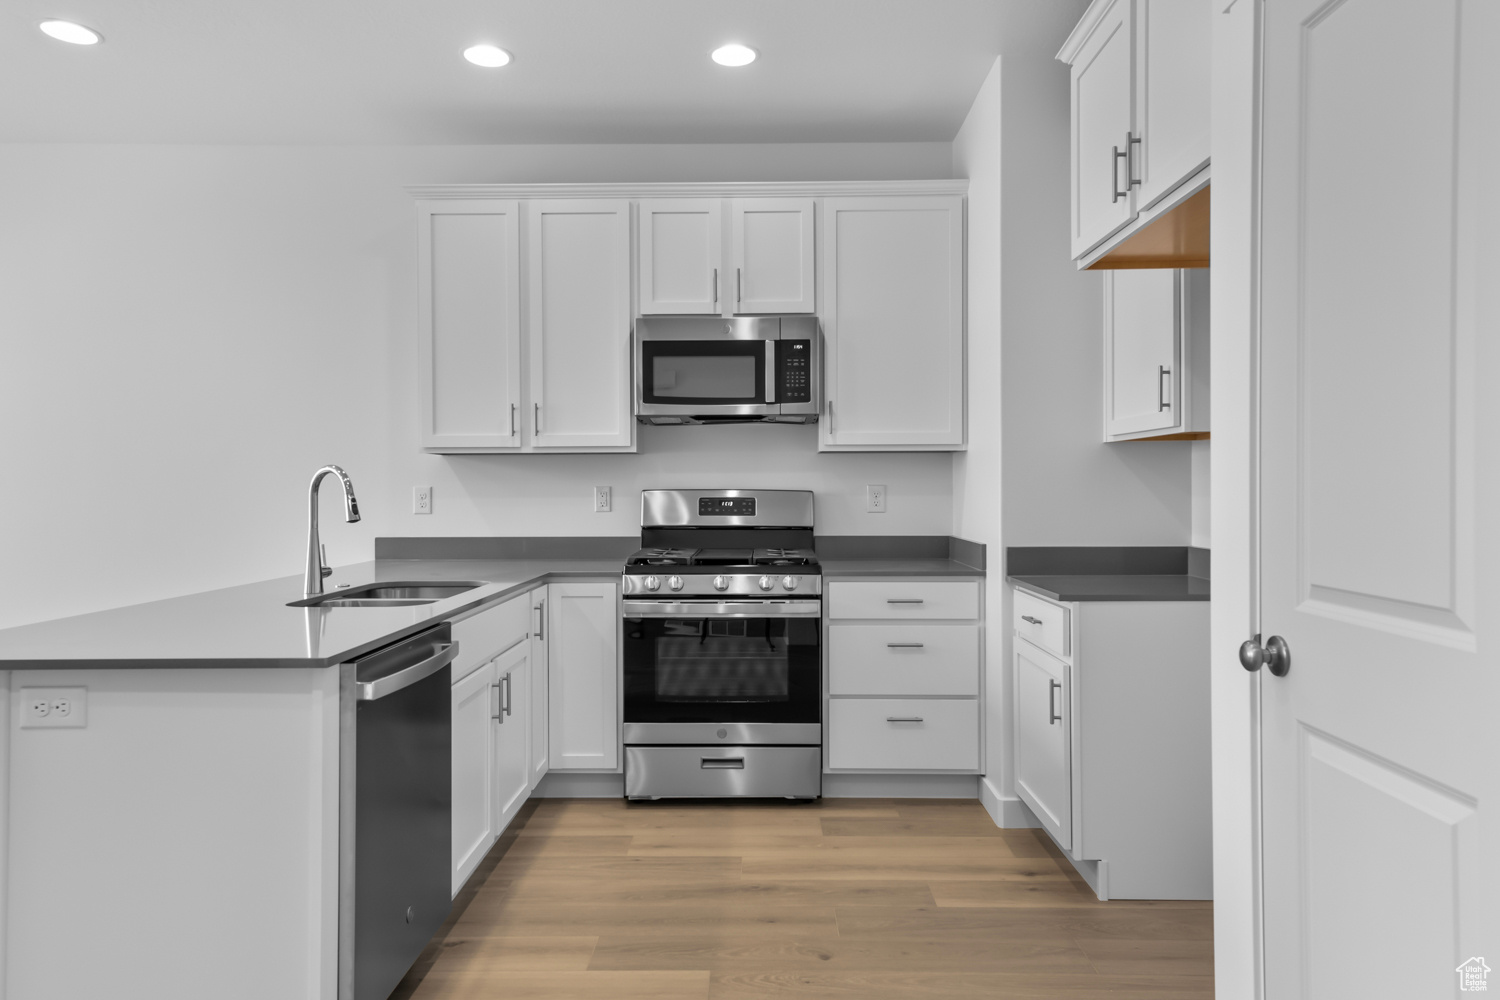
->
xmin=463 ymin=44 xmax=511 ymax=68
xmin=711 ymin=44 xmax=756 ymax=68
xmin=39 ymin=19 xmax=102 ymax=45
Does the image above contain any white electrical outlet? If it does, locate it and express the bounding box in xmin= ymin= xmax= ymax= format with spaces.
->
xmin=413 ymin=486 xmax=432 ymax=515
xmin=593 ymin=486 xmax=612 ymax=513
xmin=867 ymin=484 xmax=888 ymax=513
xmin=20 ymin=687 xmax=87 ymax=729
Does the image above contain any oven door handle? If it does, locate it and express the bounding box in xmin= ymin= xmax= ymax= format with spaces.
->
xmin=622 ymin=600 xmax=823 ymax=619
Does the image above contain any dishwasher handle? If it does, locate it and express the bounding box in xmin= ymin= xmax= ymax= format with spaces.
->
xmin=355 ymin=642 xmax=459 ymax=701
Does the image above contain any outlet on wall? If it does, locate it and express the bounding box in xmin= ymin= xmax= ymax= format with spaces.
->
xmin=413 ymin=486 xmax=432 ymax=515
xmin=593 ymin=486 xmax=612 ymax=513
xmin=866 ymin=484 xmax=888 ymax=513
xmin=20 ymin=687 xmax=87 ymax=729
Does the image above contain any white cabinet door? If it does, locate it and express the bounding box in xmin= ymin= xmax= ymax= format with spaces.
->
xmin=639 ymin=199 xmax=722 ymax=315
xmin=730 ymin=198 xmax=815 ymax=314
xmin=1067 ymin=0 xmax=1137 ymax=258
xmin=526 ymin=199 xmax=634 ymax=450
xmin=1015 ymin=639 xmax=1073 ymax=850
xmin=528 ymin=586 xmax=549 ymax=787
xmin=1133 ymin=0 xmax=1210 ymax=208
xmin=451 ymin=658 xmax=496 ymax=895
xmin=492 ymin=640 xmax=530 ymax=834
xmin=417 ymin=200 xmax=522 ymax=452
xmin=821 ymin=196 xmax=965 ymax=450
xmin=547 ymin=582 xmax=619 ymax=770
xmin=1103 ymin=268 xmax=1180 ymax=438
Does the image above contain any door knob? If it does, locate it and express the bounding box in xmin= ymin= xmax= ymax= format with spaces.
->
xmin=1239 ymin=634 xmax=1291 ymax=677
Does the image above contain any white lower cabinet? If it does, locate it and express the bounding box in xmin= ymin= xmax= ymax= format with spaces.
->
xmin=528 ymin=586 xmax=550 ymax=786
xmin=450 ymin=657 xmax=497 ymax=895
xmin=547 ymin=581 xmax=620 ymax=771
xmin=1013 ymin=639 xmax=1073 ymax=849
xmin=492 ymin=639 xmax=531 ymax=833
xmin=825 ymin=578 xmax=984 ymax=773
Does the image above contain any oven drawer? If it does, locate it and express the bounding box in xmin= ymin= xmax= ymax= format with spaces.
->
xmin=827 ymin=625 xmax=980 ymax=696
xmin=827 ymin=698 xmax=980 ymax=771
xmin=625 ymin=745 xmax=821 ymax=799
xmin=827 ymin=581 xmax=980 ymax=620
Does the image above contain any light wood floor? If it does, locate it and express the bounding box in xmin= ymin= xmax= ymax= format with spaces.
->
xmin=394 ymin=798 xmax=1214 ymax=999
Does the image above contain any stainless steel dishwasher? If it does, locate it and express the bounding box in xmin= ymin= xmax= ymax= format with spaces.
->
xmin=337 ymin=624 xmax=458 ymax=1000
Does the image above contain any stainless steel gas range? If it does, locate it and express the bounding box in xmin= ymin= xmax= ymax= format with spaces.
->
xmin=620 ymin=489 xmax=822 ymax=800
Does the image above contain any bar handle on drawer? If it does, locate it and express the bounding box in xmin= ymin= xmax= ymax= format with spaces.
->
xmin=1049 ymin=679 xmax=1062 ymax=724
xmin=886 ymin=642 xmax=925 ymax=649
xmin=1021 ymin=615 xmax=1043 ymax=625
xmin=886 ymin=716 xmax=925 ymax=723
xmin=701 ymin=757 xmax=745 ymax=769
xmin=887 ymin=599 xmax=925 ymax=605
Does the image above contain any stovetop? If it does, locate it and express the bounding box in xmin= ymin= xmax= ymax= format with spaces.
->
xmin=626 ymin=547 xmax=819 ymax=570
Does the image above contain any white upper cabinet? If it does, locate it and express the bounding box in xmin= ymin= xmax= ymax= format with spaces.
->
xmin=1103 ymin=267 xmax=1208 ymax=441
xmin=526 ymin=199 xmax=634 ymax=450
xmin=730 ymin=198 xmax=815 ymax=314
xmin=417 ymin=200 xmax=523 ymax=451
xmin=1059 ymin=0 xmax=1211 ymax=261
xmin=638 ymin=199 xmax=723 ymax=315
xmin=1133 ymin=0 xmax=1210 ymax=208
xmin=820 ymin=196 xmax=965 ymax=451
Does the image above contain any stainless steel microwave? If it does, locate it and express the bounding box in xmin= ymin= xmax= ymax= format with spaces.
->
xmin=633 ymin=316 xmax=820 ymax=425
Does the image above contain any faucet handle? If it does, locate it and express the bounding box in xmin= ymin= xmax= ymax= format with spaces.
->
xmin=321 ymin=566 xmax=333 ymax=579
xmin=320 ymin=544 xmax=331 ymax=579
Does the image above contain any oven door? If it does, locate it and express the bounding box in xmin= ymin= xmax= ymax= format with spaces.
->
xmin=635 ymin=319 xmax=777 ymax=420
xmin=622 ymin=600 xmax=822 ymax=739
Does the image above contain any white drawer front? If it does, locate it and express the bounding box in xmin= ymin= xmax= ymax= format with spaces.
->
xmin=1013 ymin=589 xmax=1070 ymax=658
xmin=828 ymin=581 xmax=980 ymax=620
xmin=828 ymin=625 xmax=980 ymax=696
xmin=453 ymin=593 xmax=531 ymax=681
xmin=827 ymin=698 xmax=979 ymax=771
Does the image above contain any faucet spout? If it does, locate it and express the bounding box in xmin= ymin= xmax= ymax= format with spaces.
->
xmin=305 ymin=465 xmax=361 ymax=598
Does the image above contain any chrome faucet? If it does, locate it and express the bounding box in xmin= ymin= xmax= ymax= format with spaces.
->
xmin=305 ymin=465 xmax=361 ymax=598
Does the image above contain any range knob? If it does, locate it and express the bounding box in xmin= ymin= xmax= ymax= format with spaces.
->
xmin=759 ymin=575 xmax=775 ymax=591
xmin=668 ymin=575 xmax=684 ymax=592
xmin=643 ymin=575 xmax=661 ymax=592
xmin=782 ymin=575 xmax=800 ymax=591
xmin=713 ymin=575 xmax=730 ymax=592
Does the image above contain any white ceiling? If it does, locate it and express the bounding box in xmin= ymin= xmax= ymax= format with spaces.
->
xmin=1 ymin=0 xmax=1076 ymax=145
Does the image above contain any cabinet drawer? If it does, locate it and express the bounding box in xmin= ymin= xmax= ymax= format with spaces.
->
xmin=453 ymin=593 xmax=531 ymax=680
xmin=828 ymin=625 xmax=980 ymax=696
xmin=827 ymin=699 xmax=979 ymax=771
xmin=827 ymin=581 xmax=979 ymax=621
xmin=1013 ymin=589 xmax=1070 ymax=658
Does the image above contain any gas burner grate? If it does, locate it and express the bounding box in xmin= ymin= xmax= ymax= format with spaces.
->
xmin=753 ymin=548 xmax=819 ymax=567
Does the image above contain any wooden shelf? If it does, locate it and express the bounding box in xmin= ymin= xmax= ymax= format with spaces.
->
xmin=1115 ymin=431 xmax=1210 ymax=442
xmin=1088 ymin=186 xmax=1210 ymax=270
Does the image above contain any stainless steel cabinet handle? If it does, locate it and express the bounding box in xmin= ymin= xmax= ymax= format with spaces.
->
xmin=355 ymin=642 xmax=459 ymax=702
xmin=712 ymin=267 xmax=718 ymax=308
xmin=1021 ymin=615 xmax=1043 ymax=625
xmin=1127 ymin=132 xmax=1142 ymax=189
xmin=1111 ymin=145 xmax=1129 ymax=203
xmin=1158 ymin=366 xmax=1172 ymax=411
xmin=826 ymin=399 xmax=834 ymax=433
xmin=701 ymin=757 xmax=744 ymax=769
xmin=886 ymin=716 xmax=925 ymax=723
xmin=510 ymin=403 xmax=517 ymax=437
xmin=491 ymin=675 xmax=503 ymax=722
xmin=502 ymin=672 xmax=512 ymax=717
xmin=1049 ymin=679 xmax=1062 ymax=724
xmin=765 ymin=340 xmax=776 ymax=403
xmin=534 ymin=600 xmax=545 ymax=640
xmin=736 ymin=267 xmax=742 ymax=309
xmin=886 ymin=642 xmax=925 ymax=649
xmin=534 ymin=402 xmax=541 ymax=433
xmin=887 ymin=599 xmax=925 ymax=605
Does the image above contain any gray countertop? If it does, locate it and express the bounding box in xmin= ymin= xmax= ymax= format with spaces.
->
xmin=1008 ymin=574 xmax=1211 ymax=602
xmin=0 ymin=557 xmax=621 ymax=670
xmin=821 ymin=557 xmax=984 ymax=577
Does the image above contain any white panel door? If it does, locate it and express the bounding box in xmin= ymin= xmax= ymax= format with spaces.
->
xmin=1133 ymin=0 xmax=1210 ymax=208
xmin=526 ymin=199 xmax=633 ymax=450
xmin=1103 ymin=269 xmax=1180 ymax=439
xmin=451 ymin=658 xmax=496 ymax=895
xmin=821 ymin=196 xmax=965 ymax=449
xmin=639 ymin=199 xmax=722 ymax=315
xmin=1258 ymin=2 xmax=1497 ymax=997
xmin=492 ymin=641 xmax=530 ymax=834
xmin=1014 ymin=639 xmax=1072 ymax=850
xmin=528 ymin=586 xmax=549 ymax=787
xmin=1069 ymin=0 xmax=1136 ymax=258
xmin=547 ymin=582 xmax=619 ymax=770
xmin=730 ymin=198 xmax=815 ymax=314
xmin=418 ymin=200 xmax=522 ymax=451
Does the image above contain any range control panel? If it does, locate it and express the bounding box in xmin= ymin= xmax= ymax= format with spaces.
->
xmin=777 ymin=340 xmax=813 ymax=403
xmin=699 ymin=497 xmax=757 ymax=517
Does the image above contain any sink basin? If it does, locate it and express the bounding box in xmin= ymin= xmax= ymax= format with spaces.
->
xmin=289 ymin=581 xmax=486 ymax=608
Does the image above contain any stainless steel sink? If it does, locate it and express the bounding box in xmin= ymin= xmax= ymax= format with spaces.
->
xmin=290 ymin=581 xmax=486 ymax=608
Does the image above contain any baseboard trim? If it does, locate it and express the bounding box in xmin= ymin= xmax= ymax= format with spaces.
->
xmin=979 ymin=776 xmax=1044 ymax=828
xmin=533 ymin=772 xmax=624 ymax=798
xmin=821 ymin=773 xmax=979 ymax=798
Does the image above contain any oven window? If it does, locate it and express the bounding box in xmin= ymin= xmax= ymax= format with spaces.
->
xmin=641 ymin=342 xmax=764 ymax=405
xmin=655 ymin=619 xmax=788 ymax=703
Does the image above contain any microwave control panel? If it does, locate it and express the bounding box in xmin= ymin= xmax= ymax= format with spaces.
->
xmin=777 ymin=340 xmax=813 ymax=404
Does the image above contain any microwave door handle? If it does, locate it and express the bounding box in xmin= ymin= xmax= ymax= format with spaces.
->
xmin=765 ymin=340 xmax=776 ymax=404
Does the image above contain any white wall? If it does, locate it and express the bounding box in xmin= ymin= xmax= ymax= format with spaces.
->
xmin=0 ymin=141 xmax=953 ymax=630
xmin=1191 ymin=439 xmax=1211 ymax=548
